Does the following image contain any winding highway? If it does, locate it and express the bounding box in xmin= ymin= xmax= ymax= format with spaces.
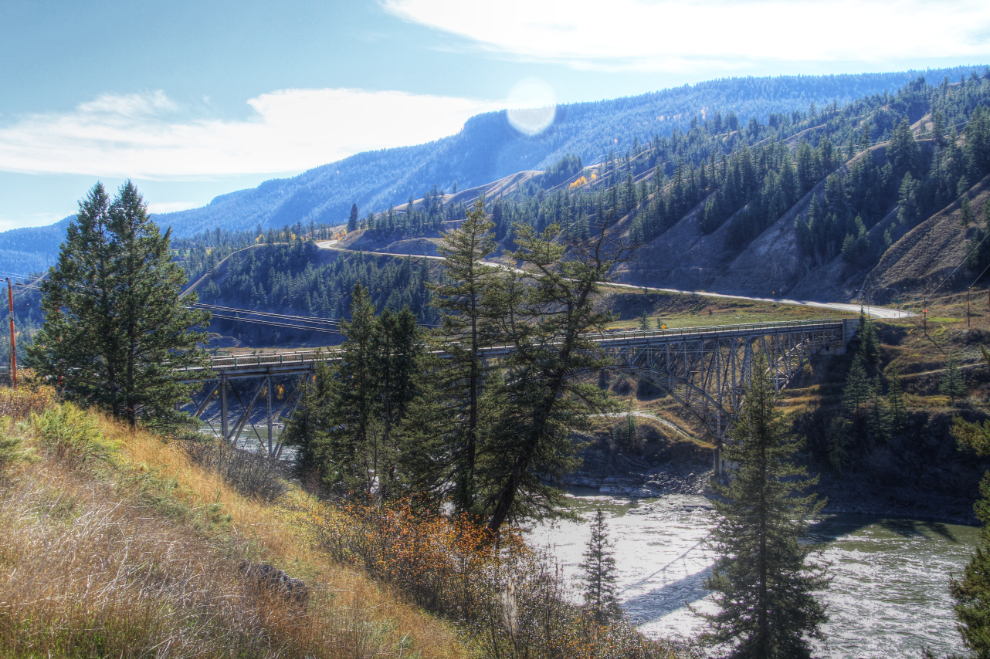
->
xmin=315 ymin=240 xmax=914 ymax=320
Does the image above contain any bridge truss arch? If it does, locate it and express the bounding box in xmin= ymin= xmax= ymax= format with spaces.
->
xmin=178 ymin=319 xmax=854 ymax=466
xmin=589 ymin=320 xmax=850 ymax=464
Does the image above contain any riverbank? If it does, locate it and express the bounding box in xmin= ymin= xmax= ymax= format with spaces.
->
xmin=562 ymin=448 xmax=979 ymax=525
xmin=816 ymin=475 xmax=978 ymax=525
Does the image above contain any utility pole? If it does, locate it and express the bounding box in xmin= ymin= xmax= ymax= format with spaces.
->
xmin=923 ymin=297 xmax=928 ymax=336
xmin=968 ymin=289 xmax=972 ymax=328
xmin=6 ymin=278 xmax=15 ymax=387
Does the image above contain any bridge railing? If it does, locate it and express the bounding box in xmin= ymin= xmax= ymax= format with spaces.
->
xmin=589 ymin=318 xmax=841 ymax=343
xmin=187 ymin=318 xmax=843 ymax=373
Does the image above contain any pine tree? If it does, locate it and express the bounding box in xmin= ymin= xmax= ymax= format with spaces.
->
xmin=426 ymin=198 xmax=500 ymax=513
xmin=580 ymin=508 xmax=622 ymax=622
xmin=857 ymin=312 xmax=882 ymax=373
xmin=282 ymin=362 xmax=337 ymax=475
xmin=638 ymin=311 xmax=651 ymax=330
xmin=347 ymin=203 xmax=359 ymax=232
xmin=950 ymin=346 xmax=990 ymax=654
xmin=702 ymin=354 xmax=829 ymax=657
xmin=479 ymin=215 xmax=630 ymax=533
xmin=867 ymin=375 xmax=891 ymax=443
xmin=305 ymin=284 xmax=423 ymax=501
xmin=940 ymin=354 xmax=966 ymax=405
xmin=887 ymin=366 xmax=908 ymax=432
xmin=27 ymin=182 xmax=209 ymax=429
xmin=963 ymin=198 xmax=976 ymax=227
xmin=319 ymin=283 xmax=381 ymax=496
xmin=843 ymin=355 xmax=870 ymax=415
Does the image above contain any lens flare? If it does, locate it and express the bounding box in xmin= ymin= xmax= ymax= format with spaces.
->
xmin=506 ymin=78 xmax=556 ymax=136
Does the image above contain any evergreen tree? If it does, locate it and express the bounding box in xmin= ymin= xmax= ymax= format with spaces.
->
xmin=426 ymin=198 xmax=500 ymax=513
xmin=479 ymin=215 xmax=630 ymax=533
xmin=580 ymin=508 xmax=622 ymax=622
xmin=639 ymin=311 xmax=651 ymax=330
xmin=887 ymin=366 xmax=908 ymax=432
xmin=866 ymin=375 xmax=891 ymax=443
xmin=897 ymin=172 xmax=921 ymax=227
xmin=319 ymin=283 xmax=381 ymax=496
xmin=347 ymin=203 xmax=359 ymax=232
xmin=702 ymin=354 xmax=829 ymax=658
xmin=963 ymin=198 xmax=976 ymax=227
xmin=282 ymin=362 xmax=337 ymax=475
xmin=857 ymin=313 xmax=882 ymax=373
xmin=308 ymin=284 xmax=422 ymax=501
xmin=940 ymin=354 xmax=966 ymax=405
xmin=968 ymin=202 xmax=990 ymax=275
xmin=843 ymin=355 xmax=870 ymax=415
xmin=950 ymin=345 xmax=990 ymax=655
xmin=27 ymin=182 xmax=209 ymax=429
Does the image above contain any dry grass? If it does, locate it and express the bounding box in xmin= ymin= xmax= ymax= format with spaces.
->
xmin=600 ymin=288 xmax=857 ymax=332
xmin=0 ymin=388 xmax=467 ymax=659
xmin=320 ymin=501 xmax=686 ymax=659
xmin=0 ymin=387 xmax=692 ymax=659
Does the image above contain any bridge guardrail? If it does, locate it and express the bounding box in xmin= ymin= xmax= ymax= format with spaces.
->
xmin=588 ymin=318 xmax=841 ymax=343
xmin=185 ymin=318 xmax=843 ymax=374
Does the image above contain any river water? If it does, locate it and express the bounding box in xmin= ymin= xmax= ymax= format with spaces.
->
xmin=524 ymin=490 xmax=979 ymax=658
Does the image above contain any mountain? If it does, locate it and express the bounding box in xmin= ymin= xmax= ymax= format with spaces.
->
xmin=1 ymin=66 xmax=986 ymax=287
xmin=155 ymin=67 xmax=980 ymax=238
xmin=0 ymin=216 xmax=73 ymax=279
xmin=317 ymin=69 xmax=990 ymax=309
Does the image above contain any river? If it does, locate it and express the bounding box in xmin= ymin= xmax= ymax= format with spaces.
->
xmin=524 ymin=491 xmax=978 ymax=658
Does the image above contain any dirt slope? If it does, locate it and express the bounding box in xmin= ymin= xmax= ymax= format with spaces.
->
xmin=862 ymin=173 xmax=990 ymax=303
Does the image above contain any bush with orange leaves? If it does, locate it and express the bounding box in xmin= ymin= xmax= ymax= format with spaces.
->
xmin=0 ymin=383 xmax=55 ymax=420
xmin=320 ymin=501 xmax=689 ymax=659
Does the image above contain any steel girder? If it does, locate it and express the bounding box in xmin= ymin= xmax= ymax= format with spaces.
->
xmin=178 ymin=320 xmax=846 ymax=459
xmin=599 ymin=324 xmax=843 ymax=442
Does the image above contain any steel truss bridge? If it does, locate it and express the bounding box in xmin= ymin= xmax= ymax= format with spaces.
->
xmin=178 ymin=318 xmax=857 ymax=469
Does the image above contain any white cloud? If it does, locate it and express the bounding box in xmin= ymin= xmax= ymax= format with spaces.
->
xmin=147 ymin=201 xmax=200 ymax=214
xmin=0 ymin=212 xmax=64 ymax=233
xmin=0 ymin=89 xmax=500 ymax=178
xmin=382 ymin=0 xmax=990 ymax=71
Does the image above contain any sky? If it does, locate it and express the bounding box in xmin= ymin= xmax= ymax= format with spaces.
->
xmin=1 ymin=0 xmax=990 ymax=231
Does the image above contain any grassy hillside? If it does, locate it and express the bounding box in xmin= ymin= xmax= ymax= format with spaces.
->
xmin=0 ymin=388 xmax=466 ymax=659
xmin=0 ymin=387 xmax=687 ymax=658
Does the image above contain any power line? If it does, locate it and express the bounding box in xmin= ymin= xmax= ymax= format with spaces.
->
xmin=191 ymin=303 xmax=342 ymax=327
xmin=204 ymin=312 xmax=341 ymax=334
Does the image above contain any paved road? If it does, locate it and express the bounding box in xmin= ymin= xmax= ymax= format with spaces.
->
xmin=315 ymin=241 xmax=914 ymax=320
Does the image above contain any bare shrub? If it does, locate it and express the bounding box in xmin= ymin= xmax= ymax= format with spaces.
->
xmin=0 ymin=385 xmax=56 ymax=420
xmin=184 ymin=436 xmax=287 ymax=501
xmin=320 ymin=501 xmax=684 ymax=659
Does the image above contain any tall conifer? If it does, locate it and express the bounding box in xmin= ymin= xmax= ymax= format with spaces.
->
xmin=427 ymin=198 xmax=500 ymax=513
xmin=28 ymin=182 xmax=209 ymax=429
xmin=580 ymin=509 xmax=622 ymax=622
xmin=941 ymin=354 xmax=966 ymax=405
xmin=479 ymin=216 xmax=630 ymax=533
xmin=702 ymin=354 xmax=829 ymax=657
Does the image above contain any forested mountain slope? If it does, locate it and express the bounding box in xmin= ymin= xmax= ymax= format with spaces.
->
xmin=339 ymin=69 xmax=990 ymax=305
xmin=4 ymin=67 xmax=990 ymax=306
xmin=0 ymin=216 xmax=73 ymax=277
xmin=156 ymin=68 xmax=976 ymax=238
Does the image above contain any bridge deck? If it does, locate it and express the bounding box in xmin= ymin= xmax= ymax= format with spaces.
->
xmin=178 ymin=319 xmax=846 ymax=380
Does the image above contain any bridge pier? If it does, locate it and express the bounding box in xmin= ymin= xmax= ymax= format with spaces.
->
xmin=266 ymin=376 xmax=274 ymax=455
xmin=220 ymin=373 xmax=229 ymax=440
